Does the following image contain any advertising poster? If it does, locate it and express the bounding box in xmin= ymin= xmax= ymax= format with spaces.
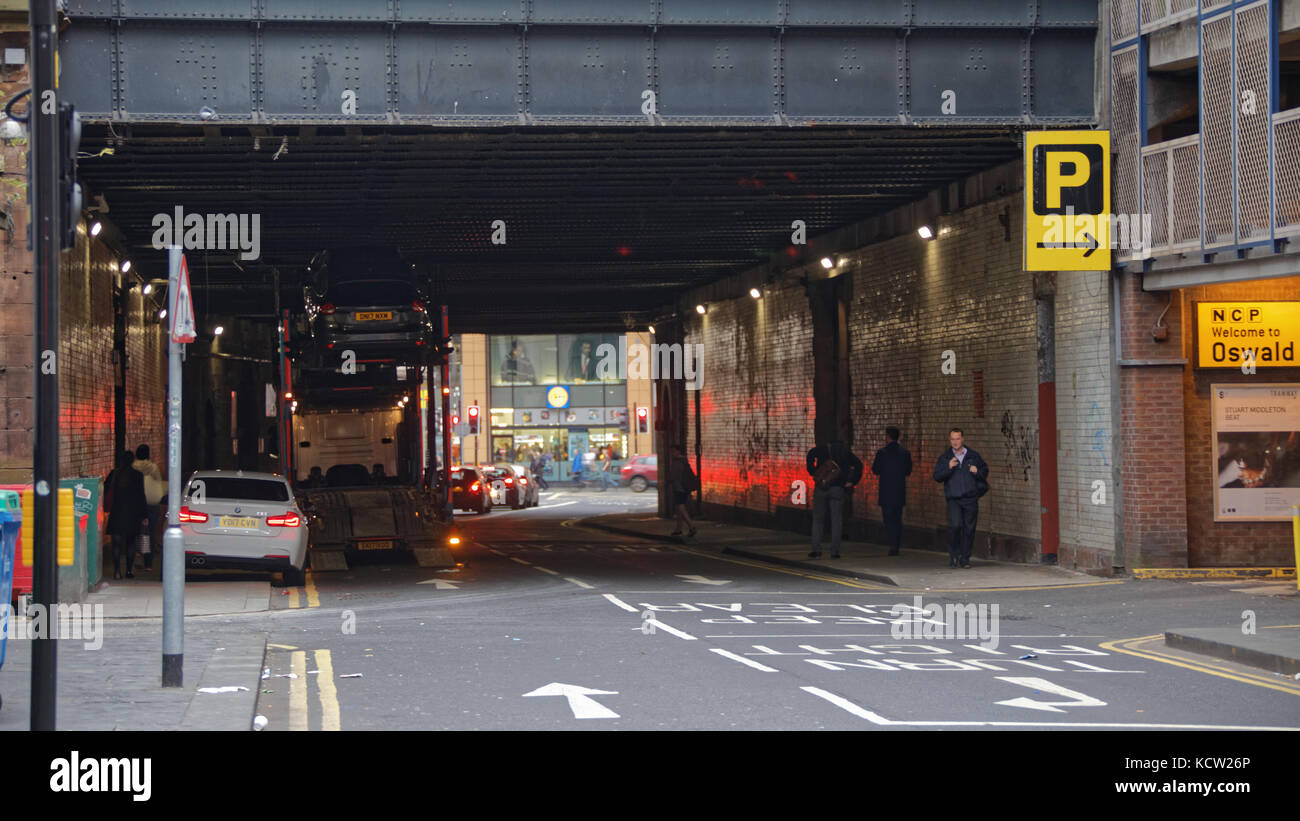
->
xmin=1212 ymin=383 xmax=1300 ymax=521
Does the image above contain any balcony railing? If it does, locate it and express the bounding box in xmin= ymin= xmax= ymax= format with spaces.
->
xmin=1274 ymin=108 xmax=1300 ymax=239
xmin=1140 ymin=135 xmax=1202 ymax=258
xmin=1140 ymin=0 xmax=1198 ymax=35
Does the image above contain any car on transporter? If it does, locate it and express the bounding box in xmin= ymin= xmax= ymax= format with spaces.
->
xmin=177 ymin=470 xmax=310 ymax=586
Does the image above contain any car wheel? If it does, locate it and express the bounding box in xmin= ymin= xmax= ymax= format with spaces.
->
xmin=630 ymin=476 xmax=648 ymax=493
xmin=281 ymin=564 xmax=306 ymax=587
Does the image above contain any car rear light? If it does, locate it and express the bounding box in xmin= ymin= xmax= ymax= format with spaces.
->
xmin=412 ymin=299 xmax=427 ymax=313
xmin=321 ymin=303 xmax=336 ymax=315
xmin=179 ymin=506 xmax=208 ymax=523
xmin=470 ymin=481 xmax=480 ymax=492
xmin=519 ymin=477 xmax=527 ymax=485
xmin=448 ymin=536 xmax=461 ymax=546
xmin=267 ymin=512 xmax=302 ymax=527
xmin=504 ymin=478 xmax=513 ymax=485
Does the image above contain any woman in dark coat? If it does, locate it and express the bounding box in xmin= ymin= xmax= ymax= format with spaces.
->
xmin=106 ymin=449 xmax=147 ymax=579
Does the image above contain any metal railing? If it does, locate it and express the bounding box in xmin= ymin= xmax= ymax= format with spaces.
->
xmin=1274 ymin=108 xmax=1300 ymax=238
xmin=1141 ymin=135 xmax=1203 ymax=257
xmin=1140 ymin=0 xmax=1198 ymax=35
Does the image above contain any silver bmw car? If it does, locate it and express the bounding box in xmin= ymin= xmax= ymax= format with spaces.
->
xmin=178 ymin=470 xmax=310 ymax=586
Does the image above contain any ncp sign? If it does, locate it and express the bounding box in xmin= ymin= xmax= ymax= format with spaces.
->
xmin=1024 ymin=131 xmax=1112 ymax=272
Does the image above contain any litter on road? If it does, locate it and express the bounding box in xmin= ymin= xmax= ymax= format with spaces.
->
xmin=198 ymin=686 xmax=249 ymax=694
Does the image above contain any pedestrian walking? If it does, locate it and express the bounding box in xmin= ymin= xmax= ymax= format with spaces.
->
xmin=105 ymin=450 xmax=147 ymax=579
xmin=932 ymin=428 xmax=990 ymax=569
xmin=871 ymin=427 xmax=912 ymax=556
xmin=595 ymin=450 xmax=615 ymax=491
xmin=668 ymin=444 xmax=699 ymax=538
xmin=806 ymin=439 xmax=864 ymax=559
xmin=133 ymin=443 xmax=165 ymax=570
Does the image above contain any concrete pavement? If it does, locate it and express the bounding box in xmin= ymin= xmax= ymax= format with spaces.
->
xmin=580 ymin=511 xmax=1105 ymax=590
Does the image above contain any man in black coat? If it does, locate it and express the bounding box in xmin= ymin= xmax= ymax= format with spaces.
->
xmin=932 ymin=428 xmax=989 ymax=569
xmin=806 ymin=439 xmax=864 ymax=559
xmin=871 ymin=427 xmax=912 ymax=556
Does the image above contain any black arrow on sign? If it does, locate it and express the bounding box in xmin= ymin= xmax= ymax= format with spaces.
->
xmin=1037 ymin=233 xmax=1100 ymax=256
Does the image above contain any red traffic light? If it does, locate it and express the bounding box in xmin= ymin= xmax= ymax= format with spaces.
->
xmin=468 ymin=406 xmax=479 ymax=418
xmin=636 ymin=407 xmax=648 ymax=418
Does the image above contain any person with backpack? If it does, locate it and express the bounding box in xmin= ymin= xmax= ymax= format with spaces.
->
xmin=806 ymin=439 xmax=864 ymax=559
xmin=668 ymin=444 xmax=699 ymax=538
xmin=932 ymin=427 xmax=990 ymax=569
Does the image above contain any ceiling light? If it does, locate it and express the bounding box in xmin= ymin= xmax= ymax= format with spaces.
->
xmin=837 ymin=258 xmax=848 ymax=267
xmin=917 ymin=225 xmax=934 ymax=240
xmin=820 ymin=257 xmax=834 ymax=269
xmin=121 ymin=260 xmax=131 ymax=274
xmin=695 ymin=304 xmax=706 ymax=315
xmin=749 ymin=288 xmax=762 ymax=299
xmin=213 ymin=325 xmax=224 ymax=336
xmin=159 ymin=309 xmax=167 ymax=320
xmin=142 ymin=283 xmax=152 ymax=295
xmin=648 ymin=325 xmax=655 ymax=335
xmin=90 ymin=221 xmax=102 ymax=237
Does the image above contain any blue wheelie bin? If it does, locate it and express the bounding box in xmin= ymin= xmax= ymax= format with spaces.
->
xmin=0 ymin=490 xmax=20 ymax=710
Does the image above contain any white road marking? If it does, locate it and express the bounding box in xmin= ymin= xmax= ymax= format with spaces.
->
xmin=488 ymin=548 xmax=505 ymax=556
xmin=1065 ymin=659 xmax=1144 ymax=673
xmin=709 ymin=648 xmax=779 ymax=672
xmin=416 ymin=579 xmax=461 ymax=589
xmin=993 ymin=677 xmax=1106 ymax=713
xmin=602 ymin=594 xmax=639 ymax=612
xmin=645 ymin=619 xmax=697 ymax=641
xmin=522 ymin=683 xmax=620 ymax=719
xmin=801 ymin=686 xmax=1298 ymax=730
xmin=565 ymin=577 xmax=594 ymax=589
xmin=533 ymin=566 xmax=560 ymax=575
xmin=677 ymin=574 xmax=732 ymax=585
xmin=510 ymin=557 xmax=532 ymax=566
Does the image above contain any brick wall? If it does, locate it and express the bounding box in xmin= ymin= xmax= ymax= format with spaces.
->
xmin=845 ymin=195 xmax=1042 ymax=561
xmin=1179 ymin=275 xmax=1300 ymax=566
xmin=1116 ymin=269 xmax=1189 ymax=567
xmin=684 ymin=279 xmax=816 ymax=516
xmin=1055 ymin=269 xmax=1118 ymax=572
xmin=56 ymin=230 xmax=116 ymax=479
xmin=122 ymin=269 xmax=167 ymax=466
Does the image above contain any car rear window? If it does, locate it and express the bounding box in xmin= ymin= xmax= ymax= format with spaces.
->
xmin=326 ymin=280 xmax=414 ymax=307
xmin=451 ymin=470 xmax=477 ymax=484
xmin=190 ymin=477 xmax=289 ymax=502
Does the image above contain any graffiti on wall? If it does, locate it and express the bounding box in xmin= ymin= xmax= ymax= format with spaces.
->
xmin=1088 ymin=401 xmax=1109 ymax=466
xmin=1000 ymin=409 xmax=1037 ymax=482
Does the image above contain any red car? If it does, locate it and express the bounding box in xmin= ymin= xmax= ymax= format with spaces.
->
xmin=620 ymin=454 xmax=658 ymax=492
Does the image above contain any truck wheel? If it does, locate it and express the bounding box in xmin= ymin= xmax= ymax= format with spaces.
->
xmin=630 ymin=476 xmax=648 ymax=492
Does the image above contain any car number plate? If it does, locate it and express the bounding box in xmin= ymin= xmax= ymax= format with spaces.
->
xmin=357 ymin=540 xmax=393 ymax=551
xmin=355 ymin=311 xmax=393 ymax=321
xmin=218 ymin=516 xmax=259 ymax=529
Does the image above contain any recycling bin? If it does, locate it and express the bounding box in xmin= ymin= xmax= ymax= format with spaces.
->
xmin=0 ymin=489 xmax=21 ymax=709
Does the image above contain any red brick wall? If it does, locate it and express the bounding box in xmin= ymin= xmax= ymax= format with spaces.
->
xmin=1116 ymin=269 xmax=1189 ymax=567
xmin=1179 ymin=275 xmax=1300 ymax=566
xmin=56 ymin=231 xmax=116 ymax=479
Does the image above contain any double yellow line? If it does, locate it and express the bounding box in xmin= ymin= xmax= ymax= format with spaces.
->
xmin=1102 ymin=633 xmax=1300 ymax=697
xmin=287 ymin=649 xmax=341 ymax=730
xmin=285 ymin=572 xmax=321 ymax=609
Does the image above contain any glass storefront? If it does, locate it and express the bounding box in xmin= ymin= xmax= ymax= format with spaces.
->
xmin=491 ymin=333 xmax=622 ymax=386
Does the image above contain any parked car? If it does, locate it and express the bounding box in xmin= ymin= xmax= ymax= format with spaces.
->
xmin=178 ymin=470 xmax=309 ymax=586
xmin=620 ymin=454 xmax=658 ymax=492
xmin=507 ymin=463 xmax=540 ymax=507
xmin=302 ymin=247 xmax=434 ymax=363
xmin=450 ymin=467 xmax=491 ymax=514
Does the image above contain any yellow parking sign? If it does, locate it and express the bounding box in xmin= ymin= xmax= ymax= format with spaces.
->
xmin=1024 ymin=130 xmax=1111 ymax=271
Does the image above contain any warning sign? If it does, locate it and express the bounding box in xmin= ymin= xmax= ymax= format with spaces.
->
xmin=169 ymin=252 xmax=196 ymax=343
xmin=1024 ymin=130 xmax=1111 ymax=272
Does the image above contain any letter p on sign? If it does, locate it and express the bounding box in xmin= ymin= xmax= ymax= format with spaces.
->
xmin=1025 ymin=130 xmax=1111 ymax=272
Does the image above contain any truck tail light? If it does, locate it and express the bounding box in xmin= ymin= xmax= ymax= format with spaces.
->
xmin=412 ymin=299 xmax=427 ymax=313
xmin=320 ymin=303 xmax=336 ymax=315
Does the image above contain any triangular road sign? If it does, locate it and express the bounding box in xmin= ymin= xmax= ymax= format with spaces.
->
xmin=170 ymin=253 xmax=196 ymax=343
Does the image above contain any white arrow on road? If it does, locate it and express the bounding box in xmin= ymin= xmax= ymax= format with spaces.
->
xmin=994 ymin=677 xmax=1107 ymax=713
xmin=676 ymin=574 xmax=731 ymax=585
xmin=522 ymin=683 xmax=620 ymax=719
xmin=417 ymin=579 xmax=461 ymax=590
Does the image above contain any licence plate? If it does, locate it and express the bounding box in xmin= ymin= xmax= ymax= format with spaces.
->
xmin=217 ymin=516 xmax=259 ymax=529
xmin=357 ymin=540 xmax=393 ymax=551
xmin=355 ymin=311 xmax=393 ymax=321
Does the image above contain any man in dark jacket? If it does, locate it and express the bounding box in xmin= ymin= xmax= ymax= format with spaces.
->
xmin=932 ymin=428 xmax=989 ymax=569
xmin=806 ymin=439 xmax=864 ymax=559
xmin=871 ymin=427 xmax=912 ymax=556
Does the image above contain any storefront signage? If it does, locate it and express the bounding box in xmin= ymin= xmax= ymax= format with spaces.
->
xmin=1197 ymin=302 xmax=1300 ymax=368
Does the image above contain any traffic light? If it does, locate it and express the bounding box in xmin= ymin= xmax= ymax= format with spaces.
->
xmin=58 ymin=103 xmax=81 ymax=250
xmin=467 ymin=404 xmax=479 ymax=435
xmin=636 ymin=405 xmax=649 ymax=433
